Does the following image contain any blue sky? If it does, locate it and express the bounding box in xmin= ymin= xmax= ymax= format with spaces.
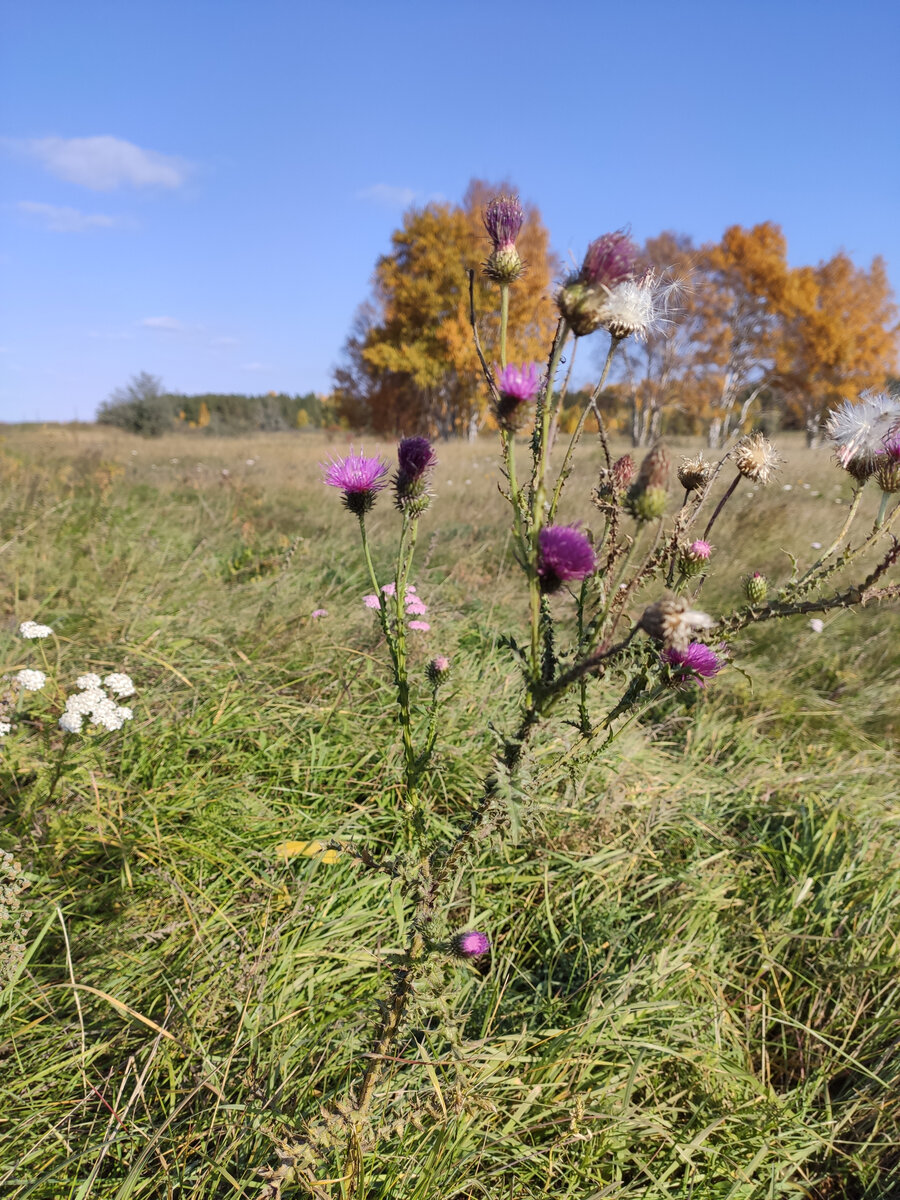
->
xmin=1 ymin=0 xmax=898 ymax=422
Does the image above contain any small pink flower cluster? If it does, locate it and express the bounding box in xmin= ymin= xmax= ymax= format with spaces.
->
xmin=363 ymin=584 xmax=430 ymax=631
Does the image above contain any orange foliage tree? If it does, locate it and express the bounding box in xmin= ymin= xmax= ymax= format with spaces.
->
xmin=334 ymin=181 xmax=559 ymax=437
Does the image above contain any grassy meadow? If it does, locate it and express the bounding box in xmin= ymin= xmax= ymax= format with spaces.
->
xmin=1 ymin=423 xmax=899 ymax=1199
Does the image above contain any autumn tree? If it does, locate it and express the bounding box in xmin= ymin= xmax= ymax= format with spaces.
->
xmin=334 ymin=180 xmax=559 ymax=438
xmin=776 ymin=252 xmax=898 ymax=443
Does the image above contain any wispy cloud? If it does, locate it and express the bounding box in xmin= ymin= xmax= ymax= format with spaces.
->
xmin=357 ymin=183 xmax=418 ymax=210
xmin=17 ymin=200 xmax=128 ymax=233
xmin=139 ymin=316 xmax=185 ymax=332
xmin=240 ymin=361 xmax=270 ymax=372
xmin=9 ymin=136 xmax=190 ymax=191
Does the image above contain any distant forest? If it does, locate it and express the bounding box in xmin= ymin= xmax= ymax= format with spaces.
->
xmin=97 ymin=374 xmax=331 ymax=436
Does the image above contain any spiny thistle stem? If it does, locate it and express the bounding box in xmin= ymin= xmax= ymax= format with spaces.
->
xmin=789 ymin=485 xmax=865 ymax=593
xmin=875 ymin=489 xmax=892 ymax=529
xmin=549 ymin=334 xmax=619 ymax=522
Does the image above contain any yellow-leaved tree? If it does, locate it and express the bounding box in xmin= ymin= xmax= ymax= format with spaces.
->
xmin=334 ymin=180 xmax=559 ymax=437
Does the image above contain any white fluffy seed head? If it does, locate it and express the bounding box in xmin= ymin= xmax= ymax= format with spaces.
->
xmin=825 ymin=390 xmax=900 ymax=473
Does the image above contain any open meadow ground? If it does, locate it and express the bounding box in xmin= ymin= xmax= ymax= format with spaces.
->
xmin=1 ymin=424 xmax=899 ymax=1199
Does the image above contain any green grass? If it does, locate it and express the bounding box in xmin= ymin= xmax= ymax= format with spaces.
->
xmin=0 ymin=425 xmax=898 ymax=1198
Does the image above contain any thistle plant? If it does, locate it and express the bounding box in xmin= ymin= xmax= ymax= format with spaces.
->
xmin=261 ymin=200 xmax=900 ymax=1197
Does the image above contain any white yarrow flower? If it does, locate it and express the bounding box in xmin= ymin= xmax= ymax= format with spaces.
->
xmin=59 ymin=711 xmax=84 ymax=733
xmin=103 ymin=673 xmax=135 ymax=698
xmin=0 ymin=721 xmax=11 ymax=736
xmin=825 ymin=390 xmax=900 ymax=472
xmin=15 ymin=669 xmax=46 ymax=692
xmin=19 ymin=621 xmax=54 ymax=639
xmin=76 ymin=673 xmax=102 ymax=690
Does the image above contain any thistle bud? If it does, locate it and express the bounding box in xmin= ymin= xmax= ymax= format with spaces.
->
xmin=426 ymin=655 xmax=450 ymax=685
xmin=394 ymin=437 xmax=437 ymax=516
xmin=677 ymin=539 xmax=711 ymax=579
xmin=626 ymin=444 xmax=670 ymax=522
xmin=875 ymin=461 xmax=900 ymax=494
xmin=612 ymin=455 xmax=635 ymax=490
xmin=556 ymin=280 xmax=607 ymax=338
xmin=677 ymin=453 xmax=711 ymax=493
xmin=744 ymin=572 xmax=768 ymax=606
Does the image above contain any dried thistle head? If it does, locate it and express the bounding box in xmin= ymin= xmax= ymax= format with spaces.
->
xmin=635 ymin=443 xmax=670 ymax=491
xmin=638 ymin=596 xmax=716 ymax=651
xmin=592 ymin=454 xmax=634 ymax=510
xmin=677 ymin=452 xmax=711 ymax=493
xmin=734 ymin=433 xmax=778 ymax=484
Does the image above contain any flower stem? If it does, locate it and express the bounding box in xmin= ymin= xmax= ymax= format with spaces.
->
xmin=549 ymin=334 xmax=619 ymax=522
xmin=703 ymin=472 xmax=741 ymax=540
xmin=789 ymin=485 xmax=865 ymax=593
xmin=875 ymin=489 xmax=891 ymax=529
xmin=499 ymin=283 xmax=509 ymax=370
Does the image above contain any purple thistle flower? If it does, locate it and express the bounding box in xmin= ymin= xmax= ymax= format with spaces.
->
xmin=662 ymin=641 xmax=723 ymax=687
xmin=483 ymin=194 xmax=524 ymax=252
xmin=497 ymin=362 xmax=541 ymax=402
xmin=322 ymin=449 xmax=390 ymax=516
xmin=537 ymin=524 xmax=596 ymax=593
xmin=395 ymin=436 xmax=437 ymax=515
xmin=882 ymin=428 xmax=900 ymax=463
xmin=310 ymin=609 xmax=328 ymax=619
xmin=495 ymin=362 xmax=541 ymax=432
xmin=688 ymin=539 xmax=712 ymax=560
xmin=580 ymin=231 xmax=640 ymax=291
xmin=451 ymin=930 xmax=490 ymax=958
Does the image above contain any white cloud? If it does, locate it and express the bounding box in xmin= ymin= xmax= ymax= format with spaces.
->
xmin=12 ymin=136 xmax=189 ymax=191
xmin=139 ymin=316 xmax=184 ymax=332
xmin=17 ymin=200 xmax=126 ymax=233
xmin=240 ymin=361 xmax=270 ymax=372
xmin=357 ymin=183 xmax=418 ymax=210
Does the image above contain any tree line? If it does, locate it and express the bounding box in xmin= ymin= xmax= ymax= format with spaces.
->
xmin=333 ymin=179 xmax=898 ymax=445
xmin=97 ymin=374 xmax=328 ymax=436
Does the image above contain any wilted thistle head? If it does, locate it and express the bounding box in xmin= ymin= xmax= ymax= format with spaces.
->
xmin=678 ymin=452 xmax=711 ymax=493
xmin=537 ymin=525 xmax=596 ymax=592
xmin=626 ymin=444 xmax=670 ymax=522
xmin=556 ymin=230 xmax=640 ymax=337
xmin=450 ymin=930 xmax=490 ymax=958
xmin=734 ymin=432 xmax=778 ymax=485
xmin=874 ymin=428 xmax=900 ymax=493
xmin=483 ymin=194 xmax=525 ymax=284
xmin=394 ymin=436 xmax=437 ymax=515
xmin=495 ymin=362 xmax=541 ymax=432
xmin=322 ymin=449 xmax=390 ymax=516
xmin=600 ymin=268 xmax=682 ymax=342
xmin=592 ymin=454 xmax=635 ymax=511
xmin=826 ymin=390 xmax=900 ymax=481
xmin=662 ymin=641 xmax=723 ymax=687
xmin=639 ymin=596 xmax=715 ymax=651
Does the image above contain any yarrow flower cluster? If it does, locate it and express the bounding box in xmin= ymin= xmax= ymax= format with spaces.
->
xmin=18 ymin=621 xmax=53 ymax=640
xmin=14 ymin=670 xmax=46 ymax=693
xmin=59 ymin=673 xmax=136 ymax=733
xmin=363 ymin=584 xmax=430 ymax=631
xmin=322 ymin=450 xmax=390 ymax=515
xmin=537 ymin=525 xmax=596 ymax=592
xmin=1 ymin=849 xmax=31 ymax=985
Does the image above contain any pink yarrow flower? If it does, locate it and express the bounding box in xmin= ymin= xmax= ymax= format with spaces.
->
xmin=408 ymin=620 xmax=430 ymax=632
xmin=311 ymin=609 xmax=328 ymax=619
xmin=322 ymin=449 xmax=390 ymax=515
